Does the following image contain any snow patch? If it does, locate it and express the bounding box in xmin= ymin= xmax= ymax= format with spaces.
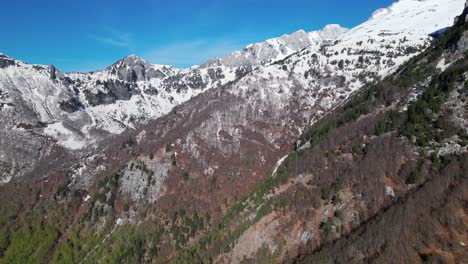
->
xmin=116 ymin=218 xmax=125 ymax=225
xmin=300 ymin=230 xmax=312 ymax=244
xmin=385 ymin=185 xmax=395 ymax=197
xmin=136 ymin=130 xmax=147 ymax=144
xmin=436 ymin=57 xmax=453 ymax=71
xmin=0 ymin=175 xmax=12 ymax=185
xmin=43 ymin=122 xmax=89 ymax=150
xmin=272 ymin=154 xmax=288 ymax=176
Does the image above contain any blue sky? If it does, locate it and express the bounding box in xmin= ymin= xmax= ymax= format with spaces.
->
xmin=1 ymin=0 xmax=395 ymax=72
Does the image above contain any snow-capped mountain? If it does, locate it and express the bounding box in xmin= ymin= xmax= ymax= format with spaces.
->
xmin=0 ymin=0 xmax=465 ymax=186
xmin=0 ymin=25 xmax=348 ymax=183
xmin=0 ymin=25 xmax=348 ymax=149
xmin=60 ymin=24 xmax=348 ymax=139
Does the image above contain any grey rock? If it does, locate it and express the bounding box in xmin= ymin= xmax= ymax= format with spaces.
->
xmin=107 ymin=54 xmax=169 ymax=82
xmin=84 ymin=80 xmax=135 ymax=106
xmin=0 ymin=54 xmax=15 ymax=69
xmin=456 ymin=31 xmax=468 ymax=53
xmin=59 ymin=97 xmax=84 ymax=113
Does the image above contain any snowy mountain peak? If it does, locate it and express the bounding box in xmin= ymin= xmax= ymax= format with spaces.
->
xmin=275 ymin=24 xmax=347 ymax=45
xmin=203 ymin=24 xmax=348 ymax=68
xmin=371 ymin=8 xmax=390 ymax=19
xmin=97 ymin=54 xmax=175 ymax=83
xmin=339 ymin=0 xmax=464 ymax=48
xmin=320 ymin=24 xmax=349 ymax=39
xmin=108 ymin=54 xmax=151 ymax=70
xmin=322 ymin=23 xmax=344 ymax=30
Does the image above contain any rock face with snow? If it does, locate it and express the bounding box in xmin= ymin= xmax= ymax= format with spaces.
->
xmin=202 ymin=24 xmax=348 ymax=68
xmin=0 ymin=60 xmax=78 ymax=183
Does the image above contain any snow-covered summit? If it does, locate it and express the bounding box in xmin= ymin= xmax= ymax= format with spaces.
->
xmin=105 ymin=54 xmax=175 ymax=82
xmin=106 ymin=54 xmax=172 ymax=71
xmin=340 ymin=0 xmax=463 ymax=48
xmin=319 ymin=24 xmax=350 ymax=39
xmin=202 ymin=24 xmax=348 ymax=68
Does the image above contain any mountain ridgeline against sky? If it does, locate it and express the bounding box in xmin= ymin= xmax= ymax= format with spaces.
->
xmin=0 ymin=0 xmax=467 ymax=263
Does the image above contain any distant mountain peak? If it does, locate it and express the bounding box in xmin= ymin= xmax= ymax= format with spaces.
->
xmin=202 ymin=25 xmax=348 ymax=68
xmin=109 ymin=54 xmax=151 ymax=69
xmin=320 ymin=24 xmax=348 ymax=38
xmin=323 ymin=23 xmax=344 ymax=29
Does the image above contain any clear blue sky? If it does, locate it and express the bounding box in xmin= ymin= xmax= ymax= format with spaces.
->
xmin=1 ymin=0 xmax=395 ymax=72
